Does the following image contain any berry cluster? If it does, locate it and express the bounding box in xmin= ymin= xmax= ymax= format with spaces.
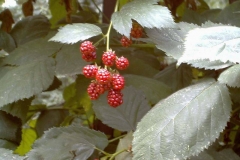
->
xmin=80 ymin=42 xmax=129 ymax=108
xmin=120 ymin=22 xmax=143 ymax=47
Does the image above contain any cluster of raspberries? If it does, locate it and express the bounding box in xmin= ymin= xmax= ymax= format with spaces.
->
xmin=80 ymin=41 xmax=129 ymax=108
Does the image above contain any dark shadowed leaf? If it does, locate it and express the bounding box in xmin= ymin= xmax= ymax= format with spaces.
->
xmin=0 ymin=111 xmax=21 ymax=143
xmin=10 ymin=15 xmax=50 ymax=45
xmin=154 ymin=63 xmax=192 ymax=91
xmin=27 ymin=125 xmax=108 ymax=160
xmin=1 ymin=99 xmax=32 ymax=123
xmin=0 ymin=30 xmax=16 ymax=53
xmin=3 ymin=33 xmax=62 ymax=65
xmin=124 ymin=74 xmax=172 ymax=104
xmin=49 ymin=23 xmax=102 ymax=44
xmin=36 ymin=109 xmax=69 ymax=137
xmin=92 ymin=86 xmax=151 ymax=131
xmin=133 ymin=79 xmax=231 ymax=160
xmin=0 ymin=58 xmax=55 ymax=108
xmin=218 ymin=64 xmax=240 ymax=87
xmin=111 ymin=0 xmax=176 ymax=37
xmin=0 ymin=139 xmax=18 ymax=150
xmin=56 ymin=43 xmax=89 ymax=76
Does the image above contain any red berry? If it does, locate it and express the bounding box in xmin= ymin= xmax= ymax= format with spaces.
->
xmin=95 ymin=82 xmax=112 ymax=94
xmin=115 ymin=56 xmax=129 ymax=70
xmin=121 ymin=36 xmax=132 ymax=47
xmin=102 ymin=50 xmax=116 ymax=66
xmin=83 ymin=65 xmax=98 ymax=78
xmin=96 ymin=68 xmax=112 ymax=84
xmin=80 ymin=41 xmax=96 ymax=55
xmin=87 ymin=82 xmax=100 ymax=100
xmin=112 ymin=74 xmax=125 ymax=90
xmin=107 ymin=89 xmax=123 ymax=107
xmin=82 ymin=51 xmax=97 ymax=62
xmin=130 ymin=22 xmax=143 ymax=39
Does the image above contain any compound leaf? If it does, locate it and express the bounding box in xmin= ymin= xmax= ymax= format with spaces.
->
xmin=56 ymin=43 xmax=89 ymax=76
xmin=124 ymin=74 xmax=172 ymax=104
xmin=27 ymin=125 xmax=108 ymax=160
xmin=132 ymin=79 xmax=231 ymax=160
xmin=0 ymin=148 xmax=25 ymax=160
xmin=0 ymin=58 xmax=55 ymax=108
xmin=218 ymin=64 xmax=240 ymax=87
xmin=111 ymin=0 xmax=176 ymax=37
xmin=10 ymin=15 xmax=50 ymax=45
xmin=178 ymin=25 xmax=240 ymax=64
xmin=92 ymin=86 xmax=151 ymax=132
xmin=49 ymin=23 xmax=102 ymax=44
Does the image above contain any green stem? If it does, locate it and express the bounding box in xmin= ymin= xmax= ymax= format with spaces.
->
xmin=93 ymin=34 xmax=106 ymax=46
xmin=109 ymin=134 xmax=126 ymax=143
xmin=109 ymin=149 xmax=128 ymax=160
xmin=91 ymin=0 xmax=110 ymax=23
xmin=105 ymin=0 xmax=120 ymax=51
xmin=94 ymin=147 xmax=111 ymax=156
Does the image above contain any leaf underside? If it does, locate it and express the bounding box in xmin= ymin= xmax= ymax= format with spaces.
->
xmin=218 ymin=64 xmax=240 ymax=87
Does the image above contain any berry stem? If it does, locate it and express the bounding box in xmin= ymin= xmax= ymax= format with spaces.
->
xmin=109 ymin=149 xmax=128 ymax=160
xmin=108 ymin=134 xmax=126 ymax=143
xmin=93 ymin=34 xmax=106 ymax=46
xmin=105 ymin=0 xmax=120 ymax=51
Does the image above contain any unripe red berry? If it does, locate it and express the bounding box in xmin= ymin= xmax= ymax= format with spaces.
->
xmin=115 ymin=56 xmax=129 ymax=70
xmin=87 ymin=82 xmax=100 ymax=100
xmin=102 ymin=50 xmax=116 ymax=66
xmin=83 ymin=65 xmax=98 ymax=78
xmin=96 ymin=68 xmax=112 ymax=84
xmin=107 ymin=89 xmax=123 ymax=107
xmin=80 ymin=41 xmax=96 ymax=55
xmin=112 ymin=74 xmax=125 ymax=90
xmin=130 ymin=22 xmax=143 ymax=39
xmin=121 ymin=36 xmax=132 ymax=47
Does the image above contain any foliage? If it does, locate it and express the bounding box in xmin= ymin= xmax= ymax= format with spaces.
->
xmin=0 ymin=0 xmax=240 ymax=159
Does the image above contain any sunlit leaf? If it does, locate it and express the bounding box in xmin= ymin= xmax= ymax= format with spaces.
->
xmin=0 ymin=148 xmax=25 ymax=160
xmin=178 ymin=25 xmax=240 ymax=64
xmin=115 ymin=131 xmax=133 ymax=160
xmin=218 ymin=64 xmax=240 ymax=87
xmin=92 ymin=86 xmax=151 ymax=131
xmin=49 ymin=23 xmax=102 ymax=44
xmin=186 ymin=59 xmax=234 ymax=70
xmin=133 ymin=79 xmax=232 ymax=160
xmin=111 ymin=0 xmax=176 ymax=37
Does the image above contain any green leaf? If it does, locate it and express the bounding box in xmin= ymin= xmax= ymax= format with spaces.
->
xmin=124 ymin=74 xmax=172 ymax=104
xmin=1 ymin=99 xmax=32 ymax=123
xmin=132 ymin=79 xmax=232 ymax=160
xmin=36 ymin=109 xmax=69 ymax=137
xmin=111 ymin=0 xmax=176 ymax=37
xmin=178 ymin=25 xmax=240 ymax=64
xmin=15 ymin=128 xmax=37 ymax=156
xmin=0 ymin=148 xmax=25 ymax=160
xmin=115 ymin=131 xmax=133 ymax=160
xmin=27 ymin=125 xmax=108 ymax=160
xmin=0 ymin=139 xmax=18 ymax=150
xmin=0 ymin=58 xmax=55 ymax=108
xmin=218 ymin=64 xmax=240 ymax=87
xmin=145 ymin=22 xmax=197 ymax=60
xmin=189 ymin=142 xmax=240 ymax=160
xmin=56 ymin=43 xmax=89 ymax=75
xmin=0 ymin=30 xmax=16 ymax=53
xmin=0 ymin=111 xmax=21 ymax=143
xmin=186 ymin=59 xmax=234 ymax=70
xmin=154 ymin=63 xmax=192 ymax=91
xmin=10 ymin=15 xmax=50 ymax=45
xmin=3 ymin=33 xmax=62 ymax=65
xmin=92 ymin=86 xmax=151 ymax=131
xmin=49 ymin=23 xmax=102 ymax=44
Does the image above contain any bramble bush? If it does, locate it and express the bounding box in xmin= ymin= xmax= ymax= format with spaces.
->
xmin=0 ymin=0 xmax=240 ymax=159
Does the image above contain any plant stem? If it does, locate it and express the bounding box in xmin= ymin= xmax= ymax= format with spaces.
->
xmin=94 ymin=147 xmax=111 ymax=156
xmin=109 ymin=134 xmax=126 ymax=143
xmin=93 ymin=34 xmax=106 ymax=46
xmin=109 ymin=149 xmax=128 ymax=160
xmin=105 ymin=0 xmax=120 ymax=51
xmin=91 ymin=0 xmax=110 ymax=23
